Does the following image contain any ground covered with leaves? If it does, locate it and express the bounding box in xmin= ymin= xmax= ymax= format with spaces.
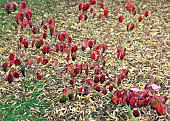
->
xmin=0 ymin=0 xmax=170 ymax=120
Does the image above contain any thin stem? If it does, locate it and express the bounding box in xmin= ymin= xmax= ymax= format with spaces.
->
xmin=125 ymin=105 xmax=138 ymax=121
xmin=87 ymin=16 xmax=95 ymax=37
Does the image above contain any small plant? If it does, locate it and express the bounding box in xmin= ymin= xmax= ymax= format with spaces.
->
xmin=1 ymin=0 xmax=169 ymax=120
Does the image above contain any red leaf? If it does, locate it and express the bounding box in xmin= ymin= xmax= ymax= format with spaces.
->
xmin=121 ymin=69 xmax=129 ymax=78
xmin=43 ymin=32 xmax=47 ymax=39
xmin=69 ymin=80 xmax=74 ymax=85
xmin=14 ymin=58 xmax=21 ymax=65
xmin=94 ymin=84 xmax=100 ymax=91
xmin=119 ymin=15 xmax=124 ymax=23
xmin=70 ymin=69 xmax=76 ymax=77
xmin=68 ymin=36 xmax=72 ymax=44
xmin=9 ymin=60 xmax=15 ymax=67
xmin=100 ymin=74 xmax=105 ymax=83
xmin=137 ymin=100 xmax=144 ymax=107
xmin=99 ymin=2 xmax=104 ymax=9
xmin=26 ymin=59 xmax=33 ymax=66
xmin=82 ymin=3 xmax=89 ymax=11
xmin=21 ymin=1 xmax=26 ymax=9
xmin=129 ymin=97 xmax=136 ymax=108
xmin=71 ymin=52 xmax=77 ymax=61
xmin=90 ymin=51 xmax=96 ymax=60
xmin=90 ymin=8 xmax=94 ymax=13
xmin=111 ymin=96 xmax=118 ymax=104
xmin=104 ymin=8 xmax=109 ymax=17
xmin=83 ymin=14 xmax=88 ymax=21
xmin=79 ymin=3 xmax=83 ymax=10
xmin=7 ymin=72 xmax=13 ymax=83
xmin=2 ymin=62 xmax=8 ymax=72
xmin=42 ymin=45 xmax=50 ymax=55
xmin=36 ymin=72 xmax=42 ymax=80
xmin=90 ymin=0 xmax=96 ymax=5
xmin=42 ymin=58 xmax=49 ymax=65
xmin=144 ymin=10 xmax=149 ymax=17
xmin=125 ymin=0 xmax=135 ymax=11
xmin=26 ymin=8 xmax=32 ymax=20
xmin=28 ymin=20 xmax=32 ymax=28
xmin=52 ymin=60 xmax=58 ymax=67
xmin=23 ymin=41 xmax=29 ymax=48
xmin=109 ymin=84 xmax=114 ymax=91
xmin=138 ymin=90 xmax=149 ymax=99
xmin=94 ymin=75 xmax=99 ymax=83
xmin=151 ymin=100 xmax=160 ymax=109
xmin=129 ymin=23 xmax=135 ymax=31
xmin=13 ymin=71 xmax=20 ymax=78
xmin=71 ymin=45 xmax=78 ymax=53
xmin=9 ymin=53 xmax=15 ymax=61
xmin=78 ymin=87 xmax=84 ymax=95
xmin=84 ymin=63 xmax=89 ymax=75
xmin=133 ymin=108 xmax=140 ymax=117
xmin=87 ymin=39 xmax=93 ymax=49
xmin=133 ymin=9 xmax=137 ymax=15
xmin=102 ymin=87 xmax=107 ymax=95
xmin=138 ymin=15 xmax=143 ymax=22
xmin=58 ymin=31 xmax=67 ymax=41
xmin=4 ymin=2 xmax=18 ymax=14
xmin=94 ymin=68 xmax=100 ymax=75
xmin=43 ymin=24 xmax=48 ymax=31
xmin=156 ymin=103 xmax=166 ymax=115
xmin=82 ymin=41 xmax=86 ymax=51
xmin=37 ymin=57 xmax=42 ymax=64
xmin=117 ymin=46 xmax=126 ymax=60
xmin=116 ymin=74 xmax=122 ymax=86
xmin=79 ymin=14 xmax=83 ymax=21
xmin=63 ymin=88 xmax=68 ymax=95
xmin=32 ymin=26 xmax=39 ymax=34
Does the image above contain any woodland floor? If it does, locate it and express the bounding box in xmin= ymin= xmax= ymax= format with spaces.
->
xmin=0 ymin=0 xmax=170 ymax=121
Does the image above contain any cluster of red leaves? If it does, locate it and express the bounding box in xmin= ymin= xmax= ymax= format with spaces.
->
xmin=4 ymin=1 xmax=18 ymax=14
xmin=2 ymin=0 xmax=168 ymax=118
xmin=58 ymin=38 xmax=110 ymax=102
xmin=13 ymin=1 xmax=33 ymax=29
xmin=3 ymin=52 xmax=26 ymax=83
xmin=112 ymin=79 xmax=168 ymax=116
xmin=117 ymin=46 xmax=126 ymax=60
xmin=117 ymin=0 xmax=154 ymax=31
xmin=112 ymin=0 xmax=167 ymax=117
xmin=78 ymin=0 xmax=108 ymax=21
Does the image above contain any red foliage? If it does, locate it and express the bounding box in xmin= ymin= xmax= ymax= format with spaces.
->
xmin=102 ymin=87 xmax=107 ymax=95
xmin=138 ymin=15 xmax=143 ymax=22
xmin=99 ymin=2 xmax=104 ymax=9
xmin=89 ymin=0 xmax=96 ymax=5
xmin=4 ymin=2 xmax=18 ymax=14
xmin=119 ymin=15 xmax=124 ymax=23
xmin=87 ymin=39 xmax=93 ymax=49
xmin=129 ymin=23 xmax=135 ymax=31
xmin=82 ymin=3 xmax=89 ymax=11
xmin=104 ymin=8 xmax=109 ymax=17
xmin=100 ymin=74 xmax=105 ymax=83
xmin=144 ymin=10 xmax=149 ymax=17
xmin=36 ymin=72 xmax=42 ymax=80
xmin=21 ymin=1 xmax=26 ymax=9
xmin=2 ymin=62 xmax=8 ymax=72
xmin=9 ymin=53 xmax=15 ymax=61
xmin=117 ymin=46 xmax=126 ymax=60
xmin=7 ymin=72 xmax=13 ymax=83
xmin=14 ymin=58 xmax=21 ymax=65
xmin=133 ymin=108 xmax=140 ymax=117
xmin=13 ymin=71 xmax=20 ymax=78
xmin=32 ymin=26 xmax=39 ymax=34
